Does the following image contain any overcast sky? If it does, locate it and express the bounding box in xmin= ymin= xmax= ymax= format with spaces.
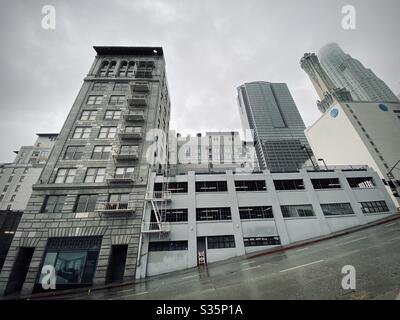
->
xmin=0 ymin=0 xmax=399 ymax=163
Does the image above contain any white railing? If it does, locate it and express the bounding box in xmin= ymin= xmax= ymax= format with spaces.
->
xmin=142 ymin=221 xmax=170 ymax=233
xmin=112 ymin=146 xmax=139 ymax=159
xmin=106 ymin=172 xmax=134 ymax=182
xmin=127 ymin=95 xmax=148 ymax=107
xmin=130 ymin=82 xmax=149 ymax=92
xmin=124 ymin=110 xmax=145 ymax=120
xmin=145 ymin=191 xmax=172 ymax=201
xmin=121 ymin=127 xmax=142 ymax=135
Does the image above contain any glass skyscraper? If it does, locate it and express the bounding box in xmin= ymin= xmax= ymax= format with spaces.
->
xmin=318 ymin=43 xmax=398 ymax=103
xmin=237 ymin=81 xmax=313 ymax=172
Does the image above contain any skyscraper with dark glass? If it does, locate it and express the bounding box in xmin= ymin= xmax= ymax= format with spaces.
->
xmin=237 ymin=81 xmax=313 ymax=172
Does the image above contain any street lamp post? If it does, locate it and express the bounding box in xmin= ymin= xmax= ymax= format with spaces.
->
xmin=318 ymin=158 xmax=328 ymax=170
xmin=387 ymin=159 xmax=400 ymax=199
xmin=301 ymin=145 xmax=318 ymax=170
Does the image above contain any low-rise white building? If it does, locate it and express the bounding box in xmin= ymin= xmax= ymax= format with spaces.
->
xmin=136 ymin=166 xmax=396 ymax=278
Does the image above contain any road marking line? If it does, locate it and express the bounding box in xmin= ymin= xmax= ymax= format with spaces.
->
xmin=241 ymin=261 xmax=254 ymax=266
xmin=384 ymin=222 xmax=397 ymax=228
xmin=341 ymin=235 xmax=354 ymax=240
xmin=386 ymin=236 xmax=400 ymax=242
xmin=242 ymin=266 xmax=261 ymax=271
xmin=341 ymin=236 xmax=367 ymax=245
xmin=181 ymin=275 xmax=198 ymax=280
xmin=295 ymin=247 xmax=309 ymax=252
xmin=279 ymin=259 xmax=325 ymax=273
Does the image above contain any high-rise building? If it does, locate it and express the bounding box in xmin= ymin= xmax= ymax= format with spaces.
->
xmin=0 ymin=133 xmax=58 ymax=271
xmin=300 ymin=53 xmax=353 ymax=113
xmin=318 ymin=43 xmax=399 ymax=103
xmin=305 ymin=101 xmax=400 ymax=205
xmin=0 ymin=46 xmax=170 ymax=296
xmin=237 ymin=81 xmax=314 ymax=172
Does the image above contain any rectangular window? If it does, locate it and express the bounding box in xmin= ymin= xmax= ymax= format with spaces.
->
xmin=274 ymin=179 xmax=305 ymax=190
xmin=148 ymin=241 xmax=188 ymax=252
xmin=74 ymin=195 xmax=98 ymax=212
xmin=195 ymin=181 xmax=228 ymax=192
xmin=244 ymin=236 xmax=281 ymax=247
xmin=64 ymin=146 xmax=84 ymax=160
xmin=207 ymin=235 xmax=235 ymax=249
xmin=98 ymin=127 xmax=117 ymax=139
xmin=321 ymin=203 xmax=354 ymax=216
xmin=109 ymin=95 xmax=125 ymax=106
xmin=154 ymin=182 xmax=188 ymax=193
xmin=84 ymin=168 xmax=106 ymax=183
xmin=38 ymin=237 xmax=102 ymax=286
xmin=347 ymin=177 xmax=375 ymax=189
xmin=87 ymin=95 xmax=103 ymax=105
xmin=80 ymin=110 xmax=97 ymax=121
xmin=104 ymin=110 xmax=122 ymax=120
xmin=114 ymin=167 xmax=134 ymax=178
xmin=311 ymin=178 xmax=341 ymax=189
xmin=235 ymin=180 xmax=266 ymax=192
xmin=151 ymin=209 xmax=188 ymax=222
xmin=239 ymin=206 xmax=273 ymax=219
xmin=14 ymin=185 xmax=20 ymax=192
xmin=41 ymin=195 xmax=66 ymax=213
xmin=54 ymin=168 xmax=76 ymax=184
xmin=360 ymin=201 xmax=389 ymax=214
xmin=114 ymin=83 xmax=129 ymax=91
xmin=72 ymin=127 xmax=91 ymax=139
xmin=281 ymin=205 xmax=315 ymax=218
xmin=109 ymin=193 xmax=130 ymax=203
xmin=92 ymin=82 xmax=108 ymax=91
xmin=91 ymin=146 xmax=112 ymax=160
xmin=196 ymin=207 xmax=231 ymax=221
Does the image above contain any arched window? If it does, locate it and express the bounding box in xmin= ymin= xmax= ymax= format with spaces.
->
xmin=99 ymin=60 xmax=109 ymax=77
xmin=107 ymin=61 xmax=117 ymax=76
xmin=127 ymin=61 xmax=135 ymax=77
xmin=118 ymin=61 xmax=128 ymax=77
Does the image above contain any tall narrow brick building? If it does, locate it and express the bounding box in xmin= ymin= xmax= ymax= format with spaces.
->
xmin=0 ymin=46 xmax=170 ymax=296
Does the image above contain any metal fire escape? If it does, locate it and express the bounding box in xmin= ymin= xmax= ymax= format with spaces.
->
xmin=143 ymin=166 xmax=172 ymax=237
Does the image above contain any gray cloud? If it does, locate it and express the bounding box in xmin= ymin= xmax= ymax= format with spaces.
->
xmin=0 ymin=0 xmax=399 ymax=162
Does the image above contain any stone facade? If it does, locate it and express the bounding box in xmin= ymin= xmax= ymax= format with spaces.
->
xmin=0 ymin=46 xmax=170 ymax=296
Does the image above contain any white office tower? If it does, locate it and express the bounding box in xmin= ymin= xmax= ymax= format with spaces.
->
xmin=318 ymin=43 xmax=399 ymax=103
xmin=305 ymin=101 xmax=400 ymax=205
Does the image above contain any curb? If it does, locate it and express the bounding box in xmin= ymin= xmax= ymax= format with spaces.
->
xmin=16 ymin=212 xmax=400 ymax=300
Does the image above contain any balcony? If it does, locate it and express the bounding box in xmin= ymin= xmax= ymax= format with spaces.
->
xmin=106 ymin=172 xmax=135 ymax=184
xmin=130 ymin=81 xmax=149 ymax=93
xmin=141 ymin=222 xmax=170 ymax=233
xmin=112 ymin=147 xmax=139 ymax=161
xmin=124 ymin=110 xmax=145 ymax=122
xmin=118 ymin=127 xmax=143 ymax=140
xmin=96 ymin=201 xmax=135 ymax=213
xmin=134 ymin=69 xmax=153 ymax=79
xmin=127 ymin=94 xmax=148 ymax=107
xmin=145 ymin=191 xmax=172 ymax=202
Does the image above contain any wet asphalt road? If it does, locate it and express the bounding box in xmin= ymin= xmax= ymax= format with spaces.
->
xmin=36 ymin=218 xmax=400 ymax=300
